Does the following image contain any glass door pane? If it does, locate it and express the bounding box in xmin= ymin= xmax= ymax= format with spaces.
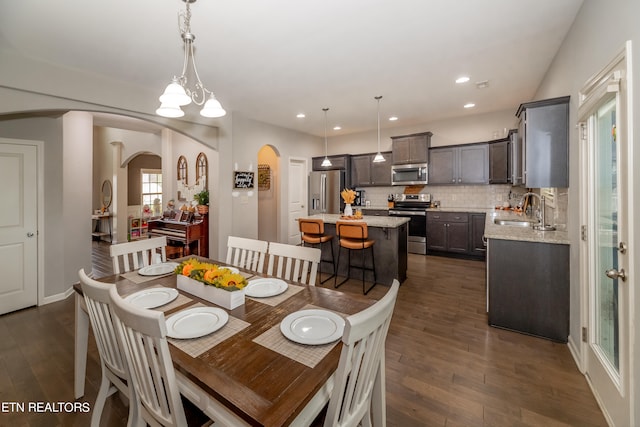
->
xmin=594 ymin=97 xmax=618 ymax=370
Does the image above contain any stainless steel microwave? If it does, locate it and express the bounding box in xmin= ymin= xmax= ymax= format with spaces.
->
xmin=391 ymin=163 xmax=428 ymax=185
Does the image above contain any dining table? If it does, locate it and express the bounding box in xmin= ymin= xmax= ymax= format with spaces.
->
xmin=74 ymin=255 xmax=380 ymax=426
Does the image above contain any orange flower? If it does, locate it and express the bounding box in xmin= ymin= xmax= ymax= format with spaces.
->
xmin=182 ymin=264 xmax=194 ymax=276
xmin=203 ymin=268 xmax=224 ymax=282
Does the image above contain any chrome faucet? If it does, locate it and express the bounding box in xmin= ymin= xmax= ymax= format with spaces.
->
xmin=519 ymin=192 xmax=556 ymax=231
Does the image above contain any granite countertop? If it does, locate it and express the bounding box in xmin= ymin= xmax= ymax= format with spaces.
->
xmin=425 ymin=207 xmax=489 ymax=214
xmin=360 ymin=206 xmax=390 ymax=211
xmin=305 ymin=214 xmax=409 ymax=228
xmin=484 ymin=209 xmax=570 ymax=245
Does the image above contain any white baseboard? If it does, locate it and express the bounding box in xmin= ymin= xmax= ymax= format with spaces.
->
xmin=40 ymin=286 xmax=75 ymax=305
xmin=567 ymin=334 xmax=585 ymax=373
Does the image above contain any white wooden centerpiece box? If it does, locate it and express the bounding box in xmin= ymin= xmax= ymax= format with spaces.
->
xmin=177 ymin=275 xmax=245 ymax=310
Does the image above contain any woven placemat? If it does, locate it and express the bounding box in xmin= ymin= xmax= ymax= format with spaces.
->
xmin=122 ymin=285 xmax=193 ymax=313
xmin=167 ymin=303 xmax=251 ymax=358
xmin=246 ymin=283 xmax=305 ymax=306
xmin=121 ymin=270 xmax=174 ymax=284
xmin=252 ymin=305 xmax=345 ymax=368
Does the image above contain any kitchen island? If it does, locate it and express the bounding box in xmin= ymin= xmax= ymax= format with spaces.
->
xmin=304 ymin=214 xmax=409 ymax=286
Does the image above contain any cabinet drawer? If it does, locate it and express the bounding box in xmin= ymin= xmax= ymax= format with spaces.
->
xmin=427 ymin=212 xmax=468 ymax=223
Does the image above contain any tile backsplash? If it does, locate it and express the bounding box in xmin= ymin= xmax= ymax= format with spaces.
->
xmin=356 ymin=185 xmax=568 ymax=228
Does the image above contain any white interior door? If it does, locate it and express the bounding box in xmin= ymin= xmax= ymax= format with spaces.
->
xmin=579 ymin=42 xmax=633 ymax=426
xmin=287 ymin=157 xmax=307 ymax=245
xmin=0 ymin=140 xmax=38 ymax=315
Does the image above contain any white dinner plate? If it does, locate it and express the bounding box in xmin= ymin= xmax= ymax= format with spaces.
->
xmin=217 ymin=266 xmax=239 ymax=274
xmin=125 ymin=287 xmax=179 ymax=309
xmin=245 ymin=278 xmax=288 ymax=298
xmin=138 ymin=262 xmax=179 ymax=276
xmin=165 ymin=307 xmax=229 ymax=339
xmin=280 ymin=309 xmax=345 ymax=345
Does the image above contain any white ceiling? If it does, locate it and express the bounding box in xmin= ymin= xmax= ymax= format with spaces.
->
xmin=0 ymin=0 xmax=583 ymax=137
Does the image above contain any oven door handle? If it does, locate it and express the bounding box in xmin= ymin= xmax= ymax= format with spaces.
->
xmin=389 ymin=210 xmax=426 ymax=216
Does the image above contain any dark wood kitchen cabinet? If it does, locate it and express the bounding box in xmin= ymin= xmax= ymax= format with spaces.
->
xmin=516 ymin=96 xmax=570 ymax=188
xmin=391 ymin=132 xmax=432 ymax=165
xmin=488 ymin=238 xmax=569 ymax=342
xmin=489 ymin=137 xmax=510 ymax=184
xmin=429 ymin=143 xmax=489 ymax=185
xmin=426 ymin=212 xmax=469 ymax=254
xmin=469 ymin=213 xmax=486 ymax=257
xmin=350 ymin=152 xmax=392 ymax=186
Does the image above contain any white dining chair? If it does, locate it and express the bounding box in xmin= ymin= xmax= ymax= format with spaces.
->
xmin=266 ymin=242 xmax=321 ymax=286
xmin=78 ymin=269 xmax=137 ymax=427
xmin=225 ymin=236 xmax=268 ymax=274
xmin=324 ymin=279 xmax=400 ymax=427
xmin=110 ymin=236 xmax=168 ymax=274
xmin=108 ymin=286 xmax=211 ymax=427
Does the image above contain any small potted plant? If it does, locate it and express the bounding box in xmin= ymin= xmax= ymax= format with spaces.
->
xmin=194 ymin=189 xmax=209 ymax=215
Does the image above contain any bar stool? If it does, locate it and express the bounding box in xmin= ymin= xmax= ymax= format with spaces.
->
xmin=299 ymin=218 xmax=336 ymax=284
xmin=334 ymin=221 xmax=377 ymax=294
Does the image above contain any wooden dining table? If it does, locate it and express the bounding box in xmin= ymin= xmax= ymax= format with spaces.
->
xmin=74 ymin=256 xmax=379 ymax=426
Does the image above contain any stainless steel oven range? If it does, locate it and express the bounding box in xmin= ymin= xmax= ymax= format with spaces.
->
xmin=388 ymin=193 xmax=431 ymax=254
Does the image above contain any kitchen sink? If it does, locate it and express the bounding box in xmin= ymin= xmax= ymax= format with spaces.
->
xmin=493 ymin=218 xmax=539 ymax=227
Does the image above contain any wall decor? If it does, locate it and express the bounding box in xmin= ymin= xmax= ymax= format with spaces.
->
xmin=177 ymin=156 xmax=188 ymax=200
xmin=233 ymin=171 xmax=255 ymax=189
xmin=258 ymin=164 xmax=271 ymax=191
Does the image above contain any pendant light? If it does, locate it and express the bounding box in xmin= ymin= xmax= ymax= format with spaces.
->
xmin=321 ymin=107 xmax=332 ymax=167
xmin=372 ymin=96 xmax=385 ymax=163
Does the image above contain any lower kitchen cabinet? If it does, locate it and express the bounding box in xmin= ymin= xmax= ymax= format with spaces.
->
xmin=469 ymin=213 xmax=486 ymax=257
xmin=426 ymin=212 xmax=469 ymax=254
xmin=487 ymin=238 xmax=569 ymax=342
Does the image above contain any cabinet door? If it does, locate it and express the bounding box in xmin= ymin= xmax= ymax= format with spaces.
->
xmin=370 ymin=152 xmax=392 ymax=185
xmin=469 ymin=213 xmax=486 ymax=255
xmin=391 ymin=137 xmax=411 ymax=164
xmin=350 ymin=154 xmax=371 ymax=186
xmin=409 ymin=136 xmax=429 ymax=163
xmin=428 ymin=147 xmax=456 ymax=184
xmin=426 ymin=220 xmax=447 ymax=251
xmin=489 ymin=140 xmax=510 ymax=184
xmin=458 ymin=144 xmax=489 ymax=184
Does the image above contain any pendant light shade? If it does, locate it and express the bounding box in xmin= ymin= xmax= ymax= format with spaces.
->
xmin=321 ymin=107 xmax=332 ymax=167
xmin=372 ymin=95 xmax=386 ymax=163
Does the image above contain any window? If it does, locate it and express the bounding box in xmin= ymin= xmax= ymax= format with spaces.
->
xmin=141 ymin=169 xmax=162 ymax=215
xmin=196 ymin=152 xmax=208 ymax=187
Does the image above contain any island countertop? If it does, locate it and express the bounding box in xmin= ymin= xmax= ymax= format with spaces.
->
xmin=304 ymin=214 xmax=410 ymax=228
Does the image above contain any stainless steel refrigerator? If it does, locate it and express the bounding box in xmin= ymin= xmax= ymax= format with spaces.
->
xmin=308 ymin=170 xmax=345 ymax=215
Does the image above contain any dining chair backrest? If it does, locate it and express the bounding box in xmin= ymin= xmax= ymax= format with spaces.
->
xmin=78 ymin=268 xmax=136 ymax=427
xmin=108 ymin=286 xmax=187 ymax=427
xmin=336 ymin=221 xmax=369 ymax=241
xmin=110 ymin=236 xmax=168 ymax=274
xmin=266 ymin=242 xmax=321 ymax=286
xmin=225 ymin=236 xmax=268 ymax=274
xmin=324 ymin=280 xmax=400 ymax=427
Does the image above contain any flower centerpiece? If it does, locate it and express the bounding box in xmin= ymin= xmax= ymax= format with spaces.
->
xmin=340 ymin=188 xmax=356 ymax=217
xmin=174 ymin=258 xmax=247 ymax=309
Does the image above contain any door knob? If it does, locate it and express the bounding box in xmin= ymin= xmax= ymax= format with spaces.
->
xmin=605 ymin=268 xmax=626 ymax=282
xmin=27 ymin=232 xmax=35 ymax=237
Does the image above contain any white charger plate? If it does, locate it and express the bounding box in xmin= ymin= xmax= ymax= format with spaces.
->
xmin=138 ymin=262 xmax=179 ymax=276
xmin=165 ymin=307 xmax=229 ymax=339
xmin=217 ymin=266 xmax=240 ymax=274
xmin=125 ymin=287 xmax=179 ymax=309
xmin=245 ymin=278 xmax=288 ymax=298
xmin=280 ymin=309 xmax=345 ymax=345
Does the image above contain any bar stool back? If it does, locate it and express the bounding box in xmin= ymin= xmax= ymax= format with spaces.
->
xmin=335 ymin=221 xmax=377 ymax=294
xmin=299 ymin=218 xmax=336 ymax=284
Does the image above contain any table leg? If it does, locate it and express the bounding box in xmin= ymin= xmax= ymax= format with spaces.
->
xmin=74 ymin=293 xmax=89 ymax=399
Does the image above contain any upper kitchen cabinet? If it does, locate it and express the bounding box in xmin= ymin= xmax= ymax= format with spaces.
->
xmin=312 ymin=154 xmax=350 ymax=171
xmin=350 ymin=152 xmax=392 ymax=187
xmin=391 ymin=132 xmax=432 ymax=165
xmin=429 ymin=143 xmax=489 ymax=185
xmin=516 ymin=96 xmax=570 ymax=188
xmin=489 ymin=137 xmax=510 ymax=184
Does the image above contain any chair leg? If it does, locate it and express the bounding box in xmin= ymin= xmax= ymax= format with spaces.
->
xmin=91 ymin=365 xmax=110 ymax=427
xmin=320 ymin=240 xmax=336 ymax=284
xmin=363 ymin=245 xmax=377 ymax=295
xmin=334 ymin=246 xmax=349 ymax=288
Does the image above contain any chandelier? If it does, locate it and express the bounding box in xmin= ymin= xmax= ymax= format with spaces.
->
xmin=156 ymin=0 xmax=226 ymax=118
xmin=321 ymin=108 xmax=332 ymax=167
xmin=372 ymin=96 xmax=385 ymax=163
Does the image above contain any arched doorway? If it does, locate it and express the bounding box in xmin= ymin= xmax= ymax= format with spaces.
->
xmin=257 ymin=145 xmax=280 ymax=242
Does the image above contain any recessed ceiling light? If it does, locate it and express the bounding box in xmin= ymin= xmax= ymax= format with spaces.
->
xmin=464 ymin=103 xmax=476 ymax=109
xmin=389 ymin=116 xmax=398 ymax=121
xmin=296 ymin=113 xmax=305 ymax=118
xmin=456 ymin=76 xmax=470 ymax=84
xmin=333 ymin=126 xmax=342 ymax=130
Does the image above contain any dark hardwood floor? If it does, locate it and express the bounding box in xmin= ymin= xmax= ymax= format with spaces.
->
xmin=0 ymin=241 xmax=606 ymax=426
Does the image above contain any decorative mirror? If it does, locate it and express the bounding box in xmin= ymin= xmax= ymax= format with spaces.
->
xmin=196 ymin=152 xmax=208 ymax=187
xmin=177 ymin=156 xmax=188 ymax=183
xmin=101 ymin=179 xmax=112 ymax=210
